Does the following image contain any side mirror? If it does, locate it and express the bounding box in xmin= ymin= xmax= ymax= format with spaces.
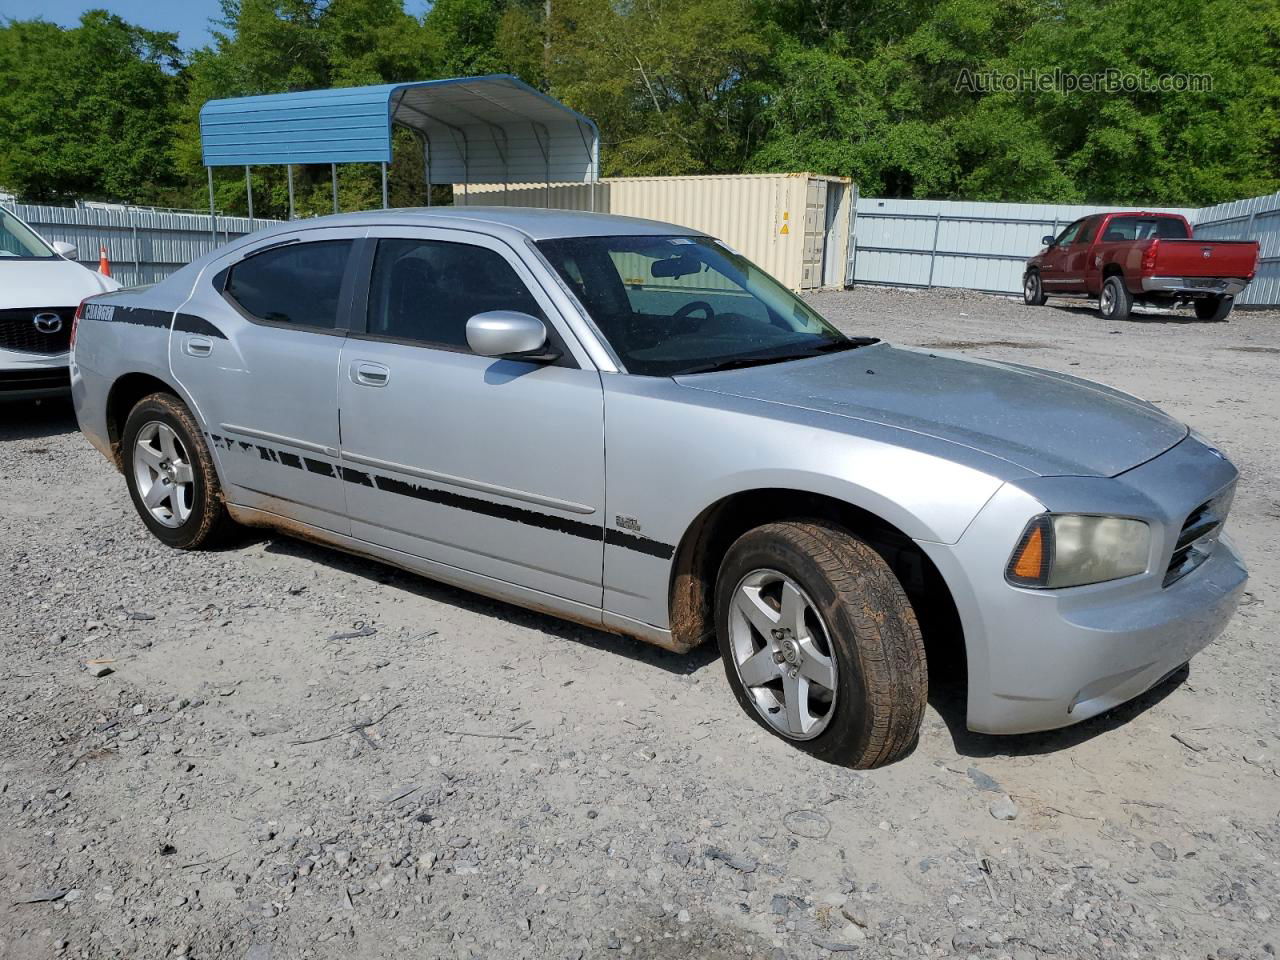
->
xmin=466 ymin=311 xmax=558 ymax=361
xmin=51 ymin=241 xmax=78 ymax=259
xmin=1040 ymin=235 xmax=1056 ymax=247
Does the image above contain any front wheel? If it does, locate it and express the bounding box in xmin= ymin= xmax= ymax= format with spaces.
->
xmin=1023 ymin=270 xmax=1047 ymax=306
xmin=714 ymin=521 xmax=927 ymax=768
xmin=1194 ymin=295 xmax=1233 ymax=322
xmin=1099 ymin=275 xmax=1133 ymax=321
xmin=121 ymin=392 xmax=232 ymax=549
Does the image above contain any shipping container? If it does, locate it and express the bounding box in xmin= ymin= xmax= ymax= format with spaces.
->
xmin=452 ymin=173 xmax=855 ymax=291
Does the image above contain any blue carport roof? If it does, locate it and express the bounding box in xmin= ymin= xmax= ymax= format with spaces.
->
xmin=199 ymin=74 xmax=599 ymax=184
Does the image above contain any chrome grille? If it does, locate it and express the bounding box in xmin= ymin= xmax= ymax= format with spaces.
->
xmin=0 ymin=307 xmax=75 ymax=354
xmin=1164 ymin=485 xmax=1234 ymax=587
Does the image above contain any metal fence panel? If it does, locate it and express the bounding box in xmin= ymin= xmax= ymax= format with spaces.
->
xmin=851 ymin=198 xmax=1196 ymax=297
xmin=1189 ymin=191 xmax=1280 ymax=307
xmin=3 ymin=202 xmax=279 ymax=288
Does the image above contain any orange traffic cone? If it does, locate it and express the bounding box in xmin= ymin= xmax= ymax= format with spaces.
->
xmin=97 ymin=244 xmax=111 ymax=277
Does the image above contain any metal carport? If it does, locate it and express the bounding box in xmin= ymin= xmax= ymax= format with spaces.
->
xmin=198 ymin=74 xmax=600 ymax=221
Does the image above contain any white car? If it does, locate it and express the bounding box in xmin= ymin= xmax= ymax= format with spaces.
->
xmin=1 ymin=208 xmax=120 ymax=400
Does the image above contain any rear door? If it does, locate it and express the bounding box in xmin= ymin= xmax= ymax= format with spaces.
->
xmin=171 ymin=229 xmax=363 ymax=532
xmin=335 ymin=227 xmax=606 ymax=607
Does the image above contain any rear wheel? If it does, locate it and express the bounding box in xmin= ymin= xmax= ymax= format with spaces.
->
xmin=1023 ymin=270 xmax=1047 ymax=306
xmin=1194 ymin=295 xmax=1233 ymax=322
xmin=714 ymin=521 xmax=927 ymax=768
xmin=121 ymin=392 xmax=232 ymax=549
xmin=1099 ymin=275 xmax=1133 ymax=321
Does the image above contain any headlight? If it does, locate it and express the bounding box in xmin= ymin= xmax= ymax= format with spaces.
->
xmin=1007 ymin=514 xmax=1150 ymax=588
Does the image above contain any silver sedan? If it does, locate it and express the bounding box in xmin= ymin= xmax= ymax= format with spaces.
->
xmin=69 ymin=208 xmax=1247 ymax=767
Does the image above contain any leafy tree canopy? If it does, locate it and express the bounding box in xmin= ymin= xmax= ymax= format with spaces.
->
xmin=0 ymin=0 xmax=1274 ymax=214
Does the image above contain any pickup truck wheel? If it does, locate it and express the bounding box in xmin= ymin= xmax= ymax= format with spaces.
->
xmin=1194 ymin=296 xmax=1233 ymax=321
xmin=1099 ymin=275 xmax=1133 ymax=321
xmin=714 ymin=521 xmax=927 ymax=768
xmin=1023 ymin=270 xmax=1047 ymax=306
xmin=122 ymin=392 xmax=232 ymax=550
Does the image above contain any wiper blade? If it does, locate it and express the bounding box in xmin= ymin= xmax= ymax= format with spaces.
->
xmin=678 ymin=355 xmax=798 ymax=375
xmin=812 ymin=336 xmax=881 ymax=353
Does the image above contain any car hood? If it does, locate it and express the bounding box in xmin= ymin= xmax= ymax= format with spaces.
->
xmin=1 ymin=259 xmax=119 ymax=307
xmin=675 ymin=343 xmax=1187 ymax=477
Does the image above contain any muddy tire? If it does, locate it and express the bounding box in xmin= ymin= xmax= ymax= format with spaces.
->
xmin=121 ymin=392 xmax=232 ymax=550
xmin=1194 ymin=295 xmax=1233 ymax=322
xmin=1023 ymin=270 xmax=1047 ymax=306
xmin=1099 ymin=275 xmax=1133 ymax=321
xmin=714 ymin=521 xmax=927 ymax=768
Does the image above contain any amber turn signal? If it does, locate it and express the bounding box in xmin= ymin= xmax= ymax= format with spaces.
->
xmin=1007 ymin=516 xmax=1052 ymax=586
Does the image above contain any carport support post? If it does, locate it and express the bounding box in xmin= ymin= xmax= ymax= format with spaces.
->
xmin=206 ymin=167 xmax=216 ymax=245
xmin=381 ymin=161 xmax=389 ymax=209
xmin=331 ymin=163 xmax=339 ymax=214
xmin=286 ymin=164 xmax=295 ymax=220
xmin=244 ymin=166 xmax=254 ymax=226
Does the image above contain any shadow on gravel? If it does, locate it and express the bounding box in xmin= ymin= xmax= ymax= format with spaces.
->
xmin=1043 ymin=302 xmax=1204 ymax=324
xmin=929 ymin=660 xmax=1188 ymax=759
xmin=0 ymin=397 xmax=78 ymax=440
xmin=255 ymin=532 xmax=721 ymax=677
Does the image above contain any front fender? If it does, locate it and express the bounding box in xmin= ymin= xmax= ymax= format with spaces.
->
xmin=600 ymin=375 xmax=1010 ymax=630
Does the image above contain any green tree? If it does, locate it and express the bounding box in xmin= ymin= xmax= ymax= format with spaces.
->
xmin=0 ymin=11 xmax=184 ymax=202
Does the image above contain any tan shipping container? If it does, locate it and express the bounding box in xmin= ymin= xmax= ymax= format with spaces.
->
xmin=451 ymin=173 xmax=854 ymax=291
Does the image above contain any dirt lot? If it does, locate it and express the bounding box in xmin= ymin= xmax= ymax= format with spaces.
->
xmin=1 ymin=287 xmax=1277 ymax=960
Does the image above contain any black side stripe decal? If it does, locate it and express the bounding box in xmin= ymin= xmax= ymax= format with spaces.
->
xmin=206 ymin=433 xmax=675 ymax=560
xmin=82 ymin=304 xmax=228 ymax=340
xmin=173 ymin=313 xmax=228 ymax=339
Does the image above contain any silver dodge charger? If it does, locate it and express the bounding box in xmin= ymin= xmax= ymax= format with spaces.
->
xmin=70 ymin=208 xmax=1247 ymax=768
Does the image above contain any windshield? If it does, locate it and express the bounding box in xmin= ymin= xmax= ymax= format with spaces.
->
xmin=0 ymin=209 xmax=56 ymax=259
xmin=536 ymin=235 xmax=849 ymax=376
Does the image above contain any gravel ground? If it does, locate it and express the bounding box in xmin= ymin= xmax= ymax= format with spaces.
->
xmin=1 ymin=286 xmax=1278 ymax=960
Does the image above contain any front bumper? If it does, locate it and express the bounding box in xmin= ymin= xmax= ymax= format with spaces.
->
xmin=1141 ymin=276 xmax=1248 ymax=297
xmin=0 ymin=350 xmax=71 ymax=401
xmin=920 ymin=435 xmax=1247 ymax=734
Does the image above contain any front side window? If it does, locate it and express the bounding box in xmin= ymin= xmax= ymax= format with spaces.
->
xmin=224 ymin=239 xmax=353 ymax=329
xmin=0 ymin=210 xmax=55 ymax=259
xmin=1055 ymin=220 xmax=1084 ymax=246
xmin=536 ymin=235 xmax=851 ymax=376
xmin=365 ymin=238 xmax=544 ymax=350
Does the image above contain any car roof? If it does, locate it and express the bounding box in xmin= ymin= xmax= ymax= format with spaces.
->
xmin=248 ymin=206 xmax=704 ymax=243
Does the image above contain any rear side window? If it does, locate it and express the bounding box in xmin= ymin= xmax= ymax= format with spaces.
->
xmin=1100 ymin=217 xmax=1190 ymax=241
xmin=365 ymin=238 xmax=544 ymax=350
xmin=224 ymin=240 xmax=353 ymax=329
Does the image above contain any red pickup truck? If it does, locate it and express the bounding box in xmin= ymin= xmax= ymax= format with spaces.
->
xmin=1023 ymin=212 xmax=1259 ymax=321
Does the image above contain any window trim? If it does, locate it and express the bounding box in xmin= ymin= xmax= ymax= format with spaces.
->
xmin=346 ymin=232 xmax=580 ymax=369
xmin=218 ymin=235 xmax=363 ymax=337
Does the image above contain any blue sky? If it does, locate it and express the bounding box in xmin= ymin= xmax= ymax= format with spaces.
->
xmin=0 ymin=0 xmax=431 ymax=51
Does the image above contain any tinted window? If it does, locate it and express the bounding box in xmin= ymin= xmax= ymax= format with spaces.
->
xmin=1100 ymin=216 xmax=1190 ymax=241
xmin=366 ymin=238 xmax=544 ymax=349
xmin=224 ymin=240 xmax=353 ymax=329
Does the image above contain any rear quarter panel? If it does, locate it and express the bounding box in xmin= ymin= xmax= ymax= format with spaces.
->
xmin=71 ymin=287 xmax=195 ymax=464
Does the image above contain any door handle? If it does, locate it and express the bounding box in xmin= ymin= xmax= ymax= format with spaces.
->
xmin=351 ymin=361 xmax=390 ymax=387
xmin=184 ymin=336 xmax=213 ymax=357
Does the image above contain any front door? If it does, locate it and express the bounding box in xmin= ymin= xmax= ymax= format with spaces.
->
xmin=335 ymin=228 xmax=606 ymax=607
xmin=1038 ymin=219 xmax=1084 ymax=292
xmin=171 ymin=229 xmax=361 ymax=532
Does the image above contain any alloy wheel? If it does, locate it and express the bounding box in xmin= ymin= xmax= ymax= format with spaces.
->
xmin=727 ymin=569 xmax=839 ymax=740
xmin=132 ymin=421 xmax=194 ymax=528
